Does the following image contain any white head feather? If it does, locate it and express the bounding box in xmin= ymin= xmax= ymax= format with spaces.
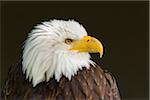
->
xmin=22 ymin=19 xmax=95 ymax=87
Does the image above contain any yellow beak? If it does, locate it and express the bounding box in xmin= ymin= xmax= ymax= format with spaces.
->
xmin=69 ymin=36 xmax=104 ymax=58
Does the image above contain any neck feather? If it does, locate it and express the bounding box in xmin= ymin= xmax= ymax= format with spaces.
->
xmin=23 ymin=46 xmax=95 ymax=87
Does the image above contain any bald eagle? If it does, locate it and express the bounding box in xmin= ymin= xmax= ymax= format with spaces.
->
xmin=2 ymin=19 xmax=121 ymax=100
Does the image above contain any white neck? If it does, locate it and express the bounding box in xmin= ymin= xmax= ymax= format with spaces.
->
xmin=23 ymin=46 xmax=95 ymax=87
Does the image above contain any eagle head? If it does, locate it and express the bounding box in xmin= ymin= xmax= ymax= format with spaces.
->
xmin=22 ymin=19 xmax=103 ymax=87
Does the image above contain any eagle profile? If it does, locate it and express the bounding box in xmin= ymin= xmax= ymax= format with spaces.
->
xmin=2 ymin=19 xmax=121 ymax=100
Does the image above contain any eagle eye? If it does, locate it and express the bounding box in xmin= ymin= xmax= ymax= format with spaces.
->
xmin=65 ymin=38 xmax=73 ymax=44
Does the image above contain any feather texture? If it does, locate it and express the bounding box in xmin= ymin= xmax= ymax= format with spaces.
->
xmin=2 ymin=62 xmax=121 ymax=100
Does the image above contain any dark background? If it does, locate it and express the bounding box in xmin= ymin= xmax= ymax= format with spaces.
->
xmin=1 ymin=1 xmax=149 ymax=100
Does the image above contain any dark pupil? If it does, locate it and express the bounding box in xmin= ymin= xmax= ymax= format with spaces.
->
xmin=65 ymin=39 xmax=73 ymax=43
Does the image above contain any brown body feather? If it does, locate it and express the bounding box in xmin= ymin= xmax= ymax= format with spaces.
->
xmin=1 ymin=62 xmax=121 ymax=100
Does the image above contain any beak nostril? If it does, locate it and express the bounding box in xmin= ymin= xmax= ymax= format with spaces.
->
xmin=87 ymin=39 xmax=90 ymax=42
